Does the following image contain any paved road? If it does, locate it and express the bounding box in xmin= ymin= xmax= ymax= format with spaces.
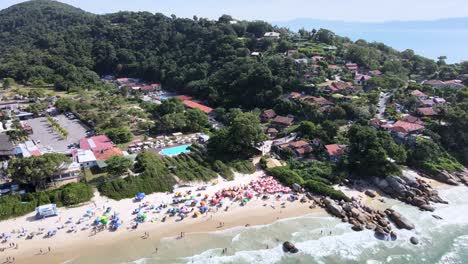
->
xmin=376 ymin=92 xmax=391 ymax=119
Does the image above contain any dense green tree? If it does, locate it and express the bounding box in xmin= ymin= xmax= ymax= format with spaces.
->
xmin=347 ymin=125 xmax=401 ymax=177
xmin=104 ymin=127 xmax=133 ymax=144
xmin=7 ymin=153 xmax=70 ymax=189
xmin=105 ymin=155 xmax=133 ymax=177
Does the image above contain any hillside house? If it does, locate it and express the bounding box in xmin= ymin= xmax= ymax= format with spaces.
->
xmin=417 ymin=107 xmax=438 ymax=117
xmin=276 ymin=140 xmax=312 ymax=159
xmin=354 ymin=74 xmax=371 ymax=86
xmin=271 ymin=115 xmax=294 ymax=128
xmin=324 ymin=144 xmax=347 ymax=162
xmin=261 ymin=109 xmax=277 ymax=122
xmin=345 ymin=63 xmax=359 ymax=72
xmin=325 ymin=82 xmax=355 ymax=93
xmin=410 ymin=90 xmax=427 ymax=100
xmin=263 ymin=32 xmax=280 ymax=39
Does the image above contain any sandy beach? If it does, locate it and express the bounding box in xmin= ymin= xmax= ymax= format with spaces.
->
xmin=0 ymin=171 xmax=323 ymax=264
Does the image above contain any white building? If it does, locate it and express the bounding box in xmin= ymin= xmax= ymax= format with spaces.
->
xmin=76 ymin=149 xmax=97 ymax=168
xmin=263 ymin=32 xmax=280 ymax=39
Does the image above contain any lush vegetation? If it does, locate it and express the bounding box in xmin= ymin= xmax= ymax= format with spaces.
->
xmin=208 ymin=112 xmax=266 ymax=159
xmin=142 ymin=98 xmax=210 ymax=134
xmin=7 ymin=153 xmax=71 ymax=189
xmin=267 ymin=161 xmax=349 ymax=201
xmin=348 ymin=125 xmax=405 ymax=177
xmin=0 ymin=183 xmax=93 ymax=220
xmin=98 ymin=152 xmax=175 ymax=200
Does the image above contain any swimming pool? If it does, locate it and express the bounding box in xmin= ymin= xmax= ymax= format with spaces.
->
xmin=159 ymin=95 xmax=171 ymax=100
xmin=160 ymin=144 xmax=191 ymax=156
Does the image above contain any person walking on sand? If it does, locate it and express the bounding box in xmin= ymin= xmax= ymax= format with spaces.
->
xmin=155 ymin=247 xmax=158 ymax=254
xmin=48 ymin=246 xmax=51 ymax=252
xmin=40 ymin=248 xmax=43 ymax=254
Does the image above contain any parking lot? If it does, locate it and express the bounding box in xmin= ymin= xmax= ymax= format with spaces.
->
xmin=28 ymin=114 xmax=89 ymax=153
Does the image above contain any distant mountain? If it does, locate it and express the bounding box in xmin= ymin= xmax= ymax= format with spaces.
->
xmin=274 ymin=18 xmax=468 ymax=63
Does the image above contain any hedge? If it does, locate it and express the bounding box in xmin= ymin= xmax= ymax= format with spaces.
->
xmin=0 ymin=183 xmax=93 ymax=220
xmin=303 ymin=180 xmax=350 ymax=202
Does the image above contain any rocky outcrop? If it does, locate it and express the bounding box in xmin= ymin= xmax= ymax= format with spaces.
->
xmin=421 ymin=168 xmax=468 ymax=186
xmin=317 ymin=197 xmax=407 ymax=241
xmin=385 ymin=209 xmax=415 ymax=230
xmin=323 ymin=198 xmax=345 ymax=218
xmin=373 ymin=173 xmax=446 ymax=211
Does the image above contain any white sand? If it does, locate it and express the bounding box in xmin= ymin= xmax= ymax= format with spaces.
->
xmin=0 ymin=170 xmax=323 ymax=264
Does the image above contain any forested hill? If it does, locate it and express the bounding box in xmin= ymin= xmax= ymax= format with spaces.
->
xmin=0 ymin=0 xmax=441 ymax=108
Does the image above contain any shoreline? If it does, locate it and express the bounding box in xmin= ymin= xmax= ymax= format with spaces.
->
xmin=0 ymin=169 xmax=452 ymax=264
xmin=0 ymin=171 xmax=324 ymax=264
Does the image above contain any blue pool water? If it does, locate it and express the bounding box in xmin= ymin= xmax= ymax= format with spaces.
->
xmin=160 ymin=144 xmax=191 ymax=156
xmin=159 ymin=95 xmax=171 ymax=100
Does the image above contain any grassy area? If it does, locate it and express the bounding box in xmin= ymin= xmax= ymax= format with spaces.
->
xmin=84 ymin=167 xmax=108 ymax=184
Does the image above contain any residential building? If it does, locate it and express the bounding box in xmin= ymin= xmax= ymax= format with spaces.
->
xmin=354 ymin=74 xmax=371 ymax=86
xmin=325 ymin=144 xmax=347 ymax=162
xmin=325 ymin=81 xmax=355 ymax=93
xmin=0 ymin=133 xmax=14 ymax=159
xmin=51 ymin=162 xmax=82 ymax=183
xmin=263 ymin=32 xmax=280 ymax=39
xmin=261 ymin=109 xmax=277 ymax=122
xmin=410 ymin=90 xmax=427 ymax=100
xmin=345 ymin=63 xmax=359 ymax=72
xmin=276 ymin=140 xmax=312 ymax=159
xmin=75 ymin=149 xmax=97 ymax=168
xmin=417 ymin=107 xmax=438 ymax=117
xmin=271 ymin=115 xmax=294 ymax=127
xmin=423 ymin=79 xmax=465 ymax=89
xmin=266 ymin=127 xmax=279 ymax=138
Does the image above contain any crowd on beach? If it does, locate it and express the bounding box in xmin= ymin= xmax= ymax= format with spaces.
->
xmin=0 ymin=175 xmax=304 ymax=262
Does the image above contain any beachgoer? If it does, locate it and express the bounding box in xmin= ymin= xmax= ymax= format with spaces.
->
xmin=155 ymin=247 xmax=158 ymax=254
xmin=48 ymin=246 xmax=51 ymax=252
xmin=40 ymin=249 xmax=43 ymax=254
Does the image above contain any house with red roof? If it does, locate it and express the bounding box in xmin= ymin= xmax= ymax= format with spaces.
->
xmin=276 ymin=140 xmax=312 ymax=159
xmin=345 ymin=63 xmax=359 ymax=72
xmin=417 ymin=107 xmax=438 ymax=117
xmin=325 ymin=82 xmax=355 ymax=93
xmin=175 ymin=95 xmax=213 ymax=114
xmin=354 ymin=74 xmax=371 ymax=86
xmin=271 ymin=115 xmax=294 ymax=127
xmin=182 ymin=100 xmax=213 ymax=114
xmin=410 ymin=90 xmax=427 ymax=100
xmin=390 ymin=121 xmax=425 ymax=135
xmin=79 ymin=135 xmax=123 ymax=161
xmin=261 ymin=109 xmax=277 ymax=122
xmin=324 ymin=144 xmax=347 ymax=162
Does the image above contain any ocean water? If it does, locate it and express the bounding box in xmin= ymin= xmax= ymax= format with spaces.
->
xmin=66 ymin=185 xmax=468 ymax=264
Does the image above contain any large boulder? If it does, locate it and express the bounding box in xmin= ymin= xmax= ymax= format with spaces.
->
xmin=410 ymin=236 xmax=419 ymax=245
xmin=283 ymin=241 xmax=298 ymax=253
xmin=365 ymin=190 xmax=377 ymax=198
xmin=435 ymin=171 xmax=459 ymax=185
xmin=323 ymin=198 xmax=345 ymax=218
xmin=385 ymin=209 xmax=415 ymax=230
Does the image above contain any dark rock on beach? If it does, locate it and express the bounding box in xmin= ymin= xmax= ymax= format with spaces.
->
xmin=283 ymin=241 xmax=298 ymax=253
xmin=410 ymin=236 xmax=419 ymax=245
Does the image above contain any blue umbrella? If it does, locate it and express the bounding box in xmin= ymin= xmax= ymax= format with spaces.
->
xmin=136 ymin=192 xmax=146 ymax=200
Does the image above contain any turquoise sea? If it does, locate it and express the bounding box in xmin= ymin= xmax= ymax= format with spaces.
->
xmin=69 ymin=186 xmax=468 ymax=264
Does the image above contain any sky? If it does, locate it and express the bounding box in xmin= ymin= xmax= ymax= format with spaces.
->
xmin=1 ymin=0 xmax=468 ymax=22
